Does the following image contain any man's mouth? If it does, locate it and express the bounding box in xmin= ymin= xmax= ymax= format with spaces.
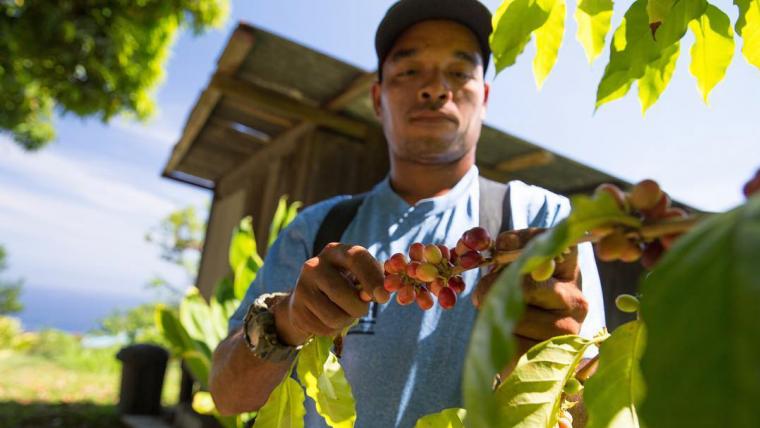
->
xmin=408 ymin=111 xmax=458 ymax=125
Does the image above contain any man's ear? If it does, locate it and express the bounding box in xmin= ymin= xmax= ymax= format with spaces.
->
xmin=481 ymin=82 xmax=490 ymax=120
xmin=371 ymin=81 xmax=383 ymax=118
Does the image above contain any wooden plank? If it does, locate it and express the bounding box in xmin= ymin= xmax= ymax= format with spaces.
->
xmin=210 ymin=73 xmax=368 ymax=140
xmin=216 ymin=124 xmax=315 ymax=198
xmin=163 ymin=25 xmax=257 ymax=178
xmin=256 ymin=158 xmax=282 ymax=255
xmin=324 ymin=72 xmax=377 ymax=110
xmin=495 ymin=150 xmax=556 ymax=173
xmin=221 ymin=95 xmax=295 ymax=128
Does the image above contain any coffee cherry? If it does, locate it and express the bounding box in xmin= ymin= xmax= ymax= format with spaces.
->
xmin=436 ymin=244 xmax=450 ymax=262
xmin=449 ymin=247 xmax=459 ymax=264
xmin=429 ymin=277 xmax=446 ymax=296
xmin=409 ymin=243 xmax=425 ymax=262
xmin=659 ymin=207 xmax=688 ymax=249
xmin=594 ymin=183 xmax=628 ymax=211
xmin=448 ymin=276 xmax=466 ymax=294
xmin=423 ymin=244 xmax=443 ymax=264
xmin=396 ymin=284 xmax=416 ymax=305
xmin=629 ymin=179 xmax=662 ymax=212
xmin=406 ymin=261 xmax=421 ymax=279
xmin=619 ymin=240 xmax=643 ymax=263
xmin=459 ymin=250 xmax=483 ymax=269
xmin=438 ymin=286 xmax=457 ymax=309
xmin=383 ymin=274 xmax=403 ymax=292
xmin=416 ymin=287 xmax=434 ymax=310
xmin=641 ymin=240 xmax=664 ymax=269
xmin=615 ymin=294 xmax=640 ymax=313
xmin=530 ymin=258 xmax=556 ymax=282
xmin=641 ymin=193 xmax=670 ymax=220
xmin=455 ymin=239 xmax=470 ymax=256
xmin=462 ymin=227 xmax=492 ymax=251
xmin=384 ymin=253 xmax=407 ymax=274
xmin=596 ymin=231 xmax=628 ymax=262
xmin=416 ymin=263 xmax=439 ymax=283
xmin=563 ymin=377 xmax=583 ymax=395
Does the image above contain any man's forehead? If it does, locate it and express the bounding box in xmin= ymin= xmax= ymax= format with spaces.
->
xmin=386 ymin=20 xmax=482 ymax=63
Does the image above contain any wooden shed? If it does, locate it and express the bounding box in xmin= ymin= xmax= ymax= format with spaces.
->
xmin=162 ymin=22 xmax=642 ymax=329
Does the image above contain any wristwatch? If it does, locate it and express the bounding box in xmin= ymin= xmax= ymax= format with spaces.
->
xmin=242 ymin=292 xmax=300 ymax=362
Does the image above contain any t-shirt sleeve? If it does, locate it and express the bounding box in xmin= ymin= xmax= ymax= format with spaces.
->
xmin=227 ymin=196 xmax=348 ymax=334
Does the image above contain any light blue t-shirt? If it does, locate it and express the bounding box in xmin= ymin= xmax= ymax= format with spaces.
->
xmin=229 ymin=165 xmax=605 ymax=428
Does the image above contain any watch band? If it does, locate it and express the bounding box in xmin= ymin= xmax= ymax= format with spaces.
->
xmin=243 ymin=292 xmax=300 ymax=362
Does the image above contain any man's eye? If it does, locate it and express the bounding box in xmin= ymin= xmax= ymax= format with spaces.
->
xmin=451 ymin=71 xmax=472 ymax=80
xmin=398 ymin=69 xmax=417 ymax=77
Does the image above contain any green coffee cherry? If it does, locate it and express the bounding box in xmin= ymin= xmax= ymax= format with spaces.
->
xmin=563 ymin=378 xmax=583 ymax=395
xmin=615 ymin=294 xmax=640 ymax=313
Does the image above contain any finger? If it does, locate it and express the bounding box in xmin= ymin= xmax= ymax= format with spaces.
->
xmin=312 ymin=263 xmax=370 ymax=318
xmin=553 ymin=245 xmax=579 ymax=282
xmin=522 ymin=275 xmax=586 ymax=311
xmin=320 ymin=243 xmax=388 ymax=303
xmin=472 ymin=269 xmax=500 ymax=309
xmin=301 ymin=283 xmax=354 ymax=331
xmin=514 ymin=305 xmax=583 ymax=341
xmin=291 ymin=301 xmax=337 ymax=337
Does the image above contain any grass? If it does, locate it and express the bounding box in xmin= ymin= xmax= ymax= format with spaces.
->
xmin=0 ymin=348 xmax=182 ymax=427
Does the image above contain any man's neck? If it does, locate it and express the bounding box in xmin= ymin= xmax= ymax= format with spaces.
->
xmin=389 ymin=153 xmax=475 ymax=205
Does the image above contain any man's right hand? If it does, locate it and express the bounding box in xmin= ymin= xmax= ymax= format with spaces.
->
xmin=273 ymin=243 xmax=389 ymax=346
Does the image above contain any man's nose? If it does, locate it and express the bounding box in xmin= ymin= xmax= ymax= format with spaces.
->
xmin=418 ymin=73 xmax=451 ymax=104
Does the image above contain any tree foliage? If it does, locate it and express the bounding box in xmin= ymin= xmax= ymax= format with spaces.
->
xmin=0 ymin=244 xmax=23 ymax=315
xmin=0 ymin=0 xmax=229 ymax=150
xmin=490 ymin=0 xmax=760 ymax=112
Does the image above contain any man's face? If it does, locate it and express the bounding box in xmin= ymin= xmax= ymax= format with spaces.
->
xmin=372 ymin=20 xmax=490 ymax=165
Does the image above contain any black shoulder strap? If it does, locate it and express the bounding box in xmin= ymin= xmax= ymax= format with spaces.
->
xmin=478 ymin=176 xmax=512 ymax=239
xmin=312 ymin=194 xmax=367 ymax=256
xmin=312 ymin=177 xmax=511 ymax=257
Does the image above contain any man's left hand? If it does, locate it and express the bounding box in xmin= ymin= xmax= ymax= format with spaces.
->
xmin=472 ymin=228 xmax=589 ymax=360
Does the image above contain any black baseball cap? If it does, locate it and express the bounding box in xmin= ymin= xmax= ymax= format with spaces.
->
xmin=375 ymin=0 xmax=493 ymax=79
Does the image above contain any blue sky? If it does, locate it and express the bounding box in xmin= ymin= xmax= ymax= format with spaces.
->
xmin=0 ymin=0 xmax=758 ymax=331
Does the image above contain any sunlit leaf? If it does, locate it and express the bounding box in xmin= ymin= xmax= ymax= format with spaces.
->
xmin=638 ymin=41 xmax=680 ymax=113
xmin=688 ymin=5 xmax=735 ymax=103
xmin=229 ymin=217 xmax=256 ymax=272
xmin=253 ymin=375 xmax=306 ymax=428
xmin=533 ymin=0 xmax=566 ymax=88
xmin=414 ymin=408 xmax=467 ymax=428
xmin=192 ymin=391 xmax=217 ymax=415
xmin=585 ymin=321 xmax=646 ymax=428
xmin=268 ymin=196 xmax=289 ymax=249
xmin=234 ymin=256 xmax=261 ymax=301
xmin=735 ymin=0 xmax=760 ymax=70
xmin=639 ymin=196 xmax=760 ymax=427
xmin=494 ymin=335 xmax=601 ymax=426
xmin=180 ymin=287 xmax=221 ymax=350
xmin=652 ymin=0 xmax=707 ymax=47
xmin=647 ymin=0 xmax=675 ymax=25
xmin=574 ymin=0 xmax=614 ymax=63
xmin=296 ymin=336 xmax=357 ymax=428
xmin=490 ymin=0 xmax=556 ymax=73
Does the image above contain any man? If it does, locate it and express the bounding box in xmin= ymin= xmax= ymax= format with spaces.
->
xmin=210 ymin=0 xmax=605 ymax=427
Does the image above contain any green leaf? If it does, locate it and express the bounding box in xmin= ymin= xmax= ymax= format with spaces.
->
xmin=296 ymin=336 xmax=357 ymax=428
xmin=647 ymin=0 xmax=675 ymax=25
xmin=490 ymin=0 xmax=556 ymax=74
xmin=182 ymin=350 xmax=212 ymax=391
xmin=574 ymin=0 xmax=614 ymax=63
xmin=253 ymin=375 xmax=306 ymax=428
xmin=584 ymin=321 xmax=646 ymax=428
xmin=653 ymin=0 xmax=707 ymax=47
xmin=234 ymin=256 xmax=262 ymax=301
xmin=637 ymin=41 xmax=680 ymax=114
xmin=463 ymin=191 xmax=636 ymax=428
xmin=414 ymin=408 xmax=467 ymax=428
xmin=533 ymin=0 xmax=566 ymax=89
xmin=268 ymin=196 xmax=289 ymax=249
xmin=180 ymin=287 xmax=220 ymax=350
xmin=494 ymin=335 xmax=600 ymax=426
xmin=735 ymin=0 xmax=760 ymax=70
xmin=155 ymin=304 xmax=212 ymax=388
xmin=229 ymin=216 xmax=257 ymax=272
xmin=688 ymin=5 xmax=735 ymax=104
xmin=639 ymin=196 xmax=760 ymax=427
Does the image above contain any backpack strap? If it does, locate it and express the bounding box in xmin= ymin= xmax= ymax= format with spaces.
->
xmin=478 ymin=176 xmax=512 ymax=239
xmin=312 ymin=194 xmax=368 ymax=256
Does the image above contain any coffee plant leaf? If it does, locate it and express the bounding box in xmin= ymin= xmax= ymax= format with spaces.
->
xmin=688 ymin=5 xmax=735 ymax=104
xmin=253 ymin=375 xmax=306 ymax=428
xmin=414 ymin=408 xmax=467 ymax=428
xmin=533 ymin=0 xmax=566 ymax=88
xmin=296 ymin=336 xmax=357 ymax=428
xmin=584 ymin=320 xmax=646 ymax=428
xmin=574 ymin=0 xmax=614 ymax=63
xmin=494 ymin=335 xmax=599 ymax=426
xmin=639 ymin=196 xmax=760 ymax=427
